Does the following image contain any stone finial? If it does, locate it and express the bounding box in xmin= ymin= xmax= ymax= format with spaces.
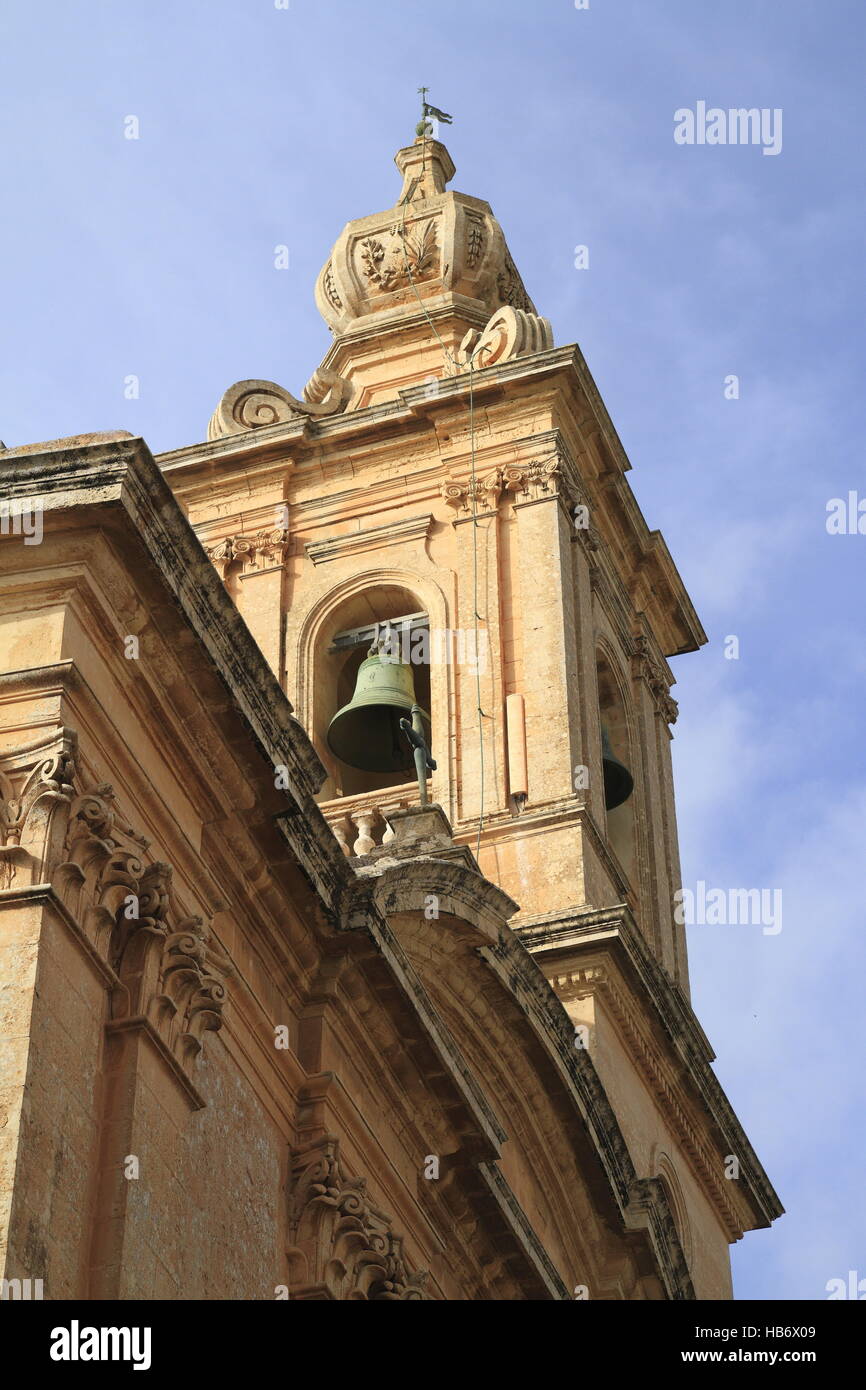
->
xmin=394 ymin=137 xmax=456 ymax=203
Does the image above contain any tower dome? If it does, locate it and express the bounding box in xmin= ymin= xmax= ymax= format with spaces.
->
xmin=312 ymin=135 xmax=552 ymax=408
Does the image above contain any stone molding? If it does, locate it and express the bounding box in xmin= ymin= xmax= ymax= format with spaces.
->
xmin=517 ymin=903 xmax=784 ymax=1235
xmin=305 ymin=513 xmax=434 ymax=566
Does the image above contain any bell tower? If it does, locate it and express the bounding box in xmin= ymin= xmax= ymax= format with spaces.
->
xmin=158 ymin=130 xmax=782 ymax=1296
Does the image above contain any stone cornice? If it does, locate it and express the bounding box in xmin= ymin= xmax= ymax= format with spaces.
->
xmin=345 ymin=867 xmax=694 ymax=1299
xmin=477 ymin=1162 xmax=571 ymax=1299
xmin=305 ymin=513 xmax=434 ymax=565
xmin=2 ymin=434 xmax=349 ymax=911
xmin=153 ymin=351 xmax=706 ymax=657
xmin=516 ymin=903 xmax=784 ymax=1233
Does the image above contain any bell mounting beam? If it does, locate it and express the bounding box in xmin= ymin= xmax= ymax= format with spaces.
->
xmin=329 ymin=611 xmax=429 ymax=653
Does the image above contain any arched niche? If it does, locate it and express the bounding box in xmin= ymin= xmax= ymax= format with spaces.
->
xmin=653 ymin=1151 xmax=694 ymax=1270
xmin=311 ymin=582 xmax=432 ymax=799
xmin=595 ymin=646 xmax=636 ymax=882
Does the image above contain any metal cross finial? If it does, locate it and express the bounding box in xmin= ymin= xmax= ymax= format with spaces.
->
xmin=400 ymin=704 xmax=436 ymax=807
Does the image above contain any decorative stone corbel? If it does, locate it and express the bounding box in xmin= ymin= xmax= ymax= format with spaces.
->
xmin=632 ymin=635 xmax=679 ymax=725
xmin=286 ymin=1135 xmax=429 ymax=1300
xmin=50 ymin=778 xmax=230 ymax=1075
xmin=0 ymin=727 xmax=78 ymax=888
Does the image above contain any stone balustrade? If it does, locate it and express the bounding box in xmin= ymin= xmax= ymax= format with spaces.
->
xmin=320 ymin=783 xmax=416 ymax=857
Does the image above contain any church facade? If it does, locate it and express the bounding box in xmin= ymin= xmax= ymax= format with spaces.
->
xmin=0 ymin=134 xmax=781 ymax=1300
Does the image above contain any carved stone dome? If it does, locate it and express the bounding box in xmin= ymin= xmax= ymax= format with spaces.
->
xmin=207 ymin=134 xmax=554 ymax=431
xmin=315 ymin=137 xmax=538 ymax=339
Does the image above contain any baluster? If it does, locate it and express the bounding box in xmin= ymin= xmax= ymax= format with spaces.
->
xmin=332 ymin=818 xmax=352 ymax=858
xmin=351 ymin=811 xmax=376 ymax=856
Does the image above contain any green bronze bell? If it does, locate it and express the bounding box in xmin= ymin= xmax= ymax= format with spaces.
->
xmin=327 ymin=651 xmax=432 ymax=774
xmin=601 ymin=725 xmax=634 ymax=811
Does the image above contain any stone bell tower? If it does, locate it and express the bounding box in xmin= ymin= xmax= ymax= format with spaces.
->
xmin=158 ymin=133 xmax=781 ymax=1296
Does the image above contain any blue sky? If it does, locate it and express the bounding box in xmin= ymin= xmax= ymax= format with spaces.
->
xmin=2 ymin=0 xmax=863 ymax=1300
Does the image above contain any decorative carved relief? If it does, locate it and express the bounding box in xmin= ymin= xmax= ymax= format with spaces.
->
xmin=503 ymin=455 xmax=564 ymax=501
xmin=0 ymin=728 xmax=78 ymax=888
xmin=497 ymin=250 xmax=534 ymax=313
xmin=440 ymin=456 xmax=571 ymax=516
xmin=287 ymin=1137 xmax=429 ymax=1300
xmin=322 ymin=261 xmax=343 ymax=313
xmin=0 ymin=732 xmax=229 ymax=1076
xmin=206 ymin=528 xmax=289 ymax=577
xmin=465 ymin=214 xmax=484 ymax=268
xmin=207 ymin=370 xmax=351 ymax=441
xmin=440 ymin=471 xmax=504 ymax=514
xmin=56 ymin=780 xmax=230 ymax=1070
xmin=359 ymin=219 xmax=439 ymax=292
xmin=633 ymin=636 xmax=678 ymax=725
xmin=457 ymin=305 xmax=553 ymax=371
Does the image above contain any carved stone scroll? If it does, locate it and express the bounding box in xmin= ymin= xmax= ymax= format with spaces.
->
xmin=207 ymin=370 xmax=352 ymax=441
xmin=457 ymin=304 xmax=554 ymax=371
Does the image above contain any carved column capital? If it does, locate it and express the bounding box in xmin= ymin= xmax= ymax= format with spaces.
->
xmin=440 ymin=470 xmax=503 ymax=515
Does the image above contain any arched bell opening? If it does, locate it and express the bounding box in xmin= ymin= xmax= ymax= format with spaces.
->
xmin=316 ymin=584 xmax=432 ymax=798
xmin=596 ymin=653 xmax=636 ymax=882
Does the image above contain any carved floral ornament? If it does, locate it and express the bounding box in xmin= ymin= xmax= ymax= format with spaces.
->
xmin=360 ymin=219 xmax=439 ymax=292
xmin=287 ymin=1136 xmax=429 ymax=1300
xmin=0 ymin=728 xmax=229 ymax=1077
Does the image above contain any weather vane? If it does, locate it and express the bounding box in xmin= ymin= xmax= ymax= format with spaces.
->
xmin=416 ymin=87 xmax=452 ymax=138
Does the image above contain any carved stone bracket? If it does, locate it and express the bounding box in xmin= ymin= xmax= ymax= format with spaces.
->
xmin=207 ymin=369 xmax=352 ymax=441
xmin=286 ymin=1136 xmax=429 ymax=1300
xmin=55 ymin=782 xmax=230 ymax=1071
xmin=0 ymin=735 xmax=231 ymax=1078
xmin=632 ymin=636 xmax=678 ymax=725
